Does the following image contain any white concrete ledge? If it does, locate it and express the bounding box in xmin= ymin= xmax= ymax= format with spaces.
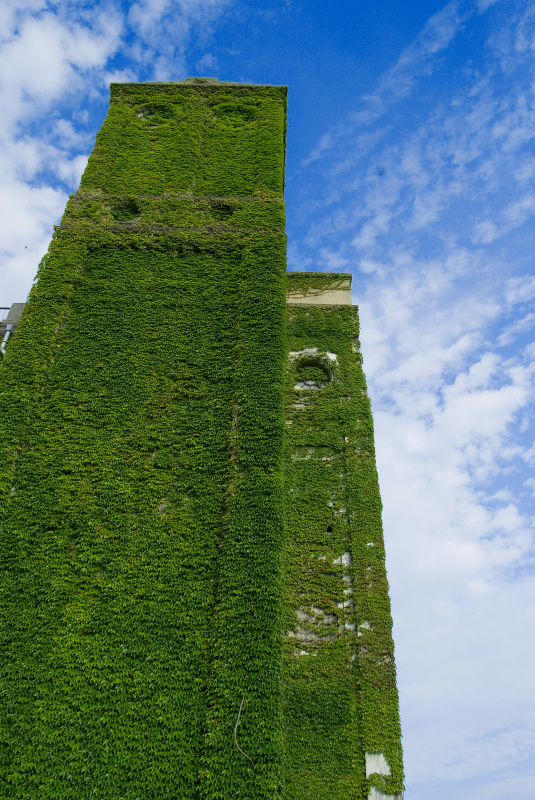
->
xmin=286 ymin=272 xmax=352 ymax=306
xmin=287 ymin=287 xmax=352 ymax=306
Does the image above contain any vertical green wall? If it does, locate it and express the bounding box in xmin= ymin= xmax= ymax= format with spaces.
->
xmin=0 ymin=81 xmax=288 ymax=799
xmin=0 ymin=82 xmax=403 ymax=800
xmin=283 ymin=274 xmax=403 ymax=799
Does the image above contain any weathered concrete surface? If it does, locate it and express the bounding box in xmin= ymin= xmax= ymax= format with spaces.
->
xmin=366 ymin=753 xmax=402 ymax=800
xmin=287 ymin=286 xmax=352 ymax=306
xmin=365 ymin=752 xmax=391 ymax=778
xmin=6 ymin=303 xmax=25 ymax=325
xmin=368 ymin=789 xmax=403 ymax=800
xmin=286 ymin=273 xmax=352 ymax=306
xmin=0 ymin=303 xmax=25 ymax=343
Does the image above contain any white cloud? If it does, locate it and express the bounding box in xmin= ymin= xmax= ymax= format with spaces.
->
xmin=0 ymin=0 xmax=44 ymax=40
xmin=472 ymin=218 xmax=498 ymax=244
xmin=303 ymin=0 xmax=481 ymax=165
xmin=103 ymin=67 xmax=139 ymax=86
xmin=0 ymin=8 xmax=123 ymax=128
xmin=372 ymin=1 xmax=468 ymax=104
xmin=0 ymin=181 xmax=67 ymax=303
xmin=55 ymin=154 xmax=89 ymax=185
xmin=318 ymin=247 xmax=348 ymax=270
xmin=128 ymin=0 xmax=231 ymax=50
xmin=358 ymin=258 xmax=382 ymax=275
xmin=506 ymin=275 xmax=535 ymax=306
xmin=351 ymin=210 xmax=393 ymax=251
xmin=295 ymin=4 xmax=535 ymax=797
xmin=196 ymin=52 xmax=219 ymax=72
xmin=1 ymin=2 xmax=534 ymax=798
xmin=498 ymin=312 xmax=535 ymax=347
xmin=0 ymin=0 xmax=235 ymax=306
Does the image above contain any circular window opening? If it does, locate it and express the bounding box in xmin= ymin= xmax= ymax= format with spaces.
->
xmin=295 ymin=356 xmax=332 ymax=390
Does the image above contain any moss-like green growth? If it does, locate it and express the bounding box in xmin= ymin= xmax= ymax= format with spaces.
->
xmin=0 ymin=81 xmax=287 ymax=800
xmin=283 ymin=294 xmax=404 ymax=799
xmin=81 ymin=82 xmax=287 ymax=198
xmin=286 ymin=271 xmax=351 ymax=295
xmin=0 ymin=82 xmax=403 ymax=800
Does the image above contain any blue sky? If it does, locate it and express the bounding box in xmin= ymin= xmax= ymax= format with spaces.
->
xmin=1 ymin=1 xmax=535 ymax=798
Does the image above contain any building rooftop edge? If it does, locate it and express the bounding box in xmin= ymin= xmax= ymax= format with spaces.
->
xmin=286 ymin=273 xmax=353 ymax=306
xmin=110 ymin=79 xmax=287 ymax=91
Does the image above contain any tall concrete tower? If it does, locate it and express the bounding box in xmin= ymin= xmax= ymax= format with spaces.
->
xmin=0 ymin=80 xmax=403 ymax=799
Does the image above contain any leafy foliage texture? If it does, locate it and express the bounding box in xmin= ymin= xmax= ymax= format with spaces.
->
xmin=284 ymin=274 xmax=403 ymax=798
xmin=0 ymin=82 xmax=402 ymax=799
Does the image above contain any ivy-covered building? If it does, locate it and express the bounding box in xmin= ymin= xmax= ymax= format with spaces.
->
xmin=0 ymin=80 xmax=403 ymax=800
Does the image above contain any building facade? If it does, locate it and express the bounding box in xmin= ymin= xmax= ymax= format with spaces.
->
xmin=0 ymin=80 xmax=403 ymax=799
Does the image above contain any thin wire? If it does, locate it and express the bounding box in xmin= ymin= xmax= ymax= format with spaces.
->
xmin=233 ymin=694 xmax=255 ymax=766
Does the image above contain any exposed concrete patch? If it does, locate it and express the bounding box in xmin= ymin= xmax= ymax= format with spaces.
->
xmin=290 ymin=446 xmax=336 ymax=461
xmin=377 ymin=654 xmax=393 ymax=665
xmin=333 ymin=551 xmax=351 ymax=567
xmin=327 ymin=500 xmax=347 ymax=515
xmin=295 ymin=379 xmax=323 ymax=391
xmin=286 ymin=627 xmax=337 ymax=643
xmin=295 ymin=380 xmax=322 ymax=390
xmin=287 ymin=286 xmax=352 ymax=306
xmin=365 ymin=752 xmax=391 ymax=778
xmin=296 ymin=606 xmax=338 ymax=625
xmin=368 ymin=790 xmax=402 ymax=800
xmin=290 ymin=447 xmax=315 ymax=460
xmin=294 ymin=648 xmax=316 ymax=657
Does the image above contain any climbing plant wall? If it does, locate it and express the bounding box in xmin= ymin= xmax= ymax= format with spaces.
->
xmin=0 ymin=81 xmax=288 ymax=800
xmin=283 ymin=273 xmax=404 ymax=800
xmin=0 ymin=82 xmax=404 ymax=800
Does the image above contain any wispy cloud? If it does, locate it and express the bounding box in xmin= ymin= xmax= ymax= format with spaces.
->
xmin=0 ymin=0 xmax=234 ymax=304
xmin=293 ymin=1 xmax=535 ymax=796
xmin=303 ymin=0 xmax=481 ymax=166
xmin=1 ymin=1 xmax=534 ymax=797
